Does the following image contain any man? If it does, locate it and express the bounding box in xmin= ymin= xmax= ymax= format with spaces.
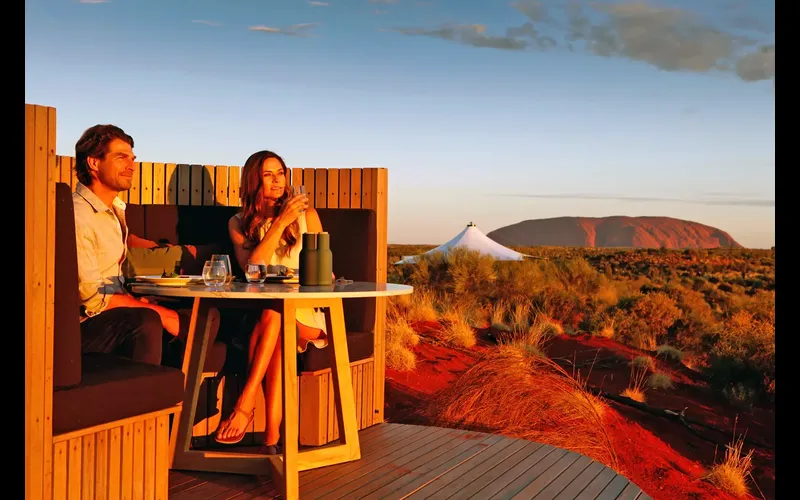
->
xmin=73 ymin=124 xmax=219 ymax=365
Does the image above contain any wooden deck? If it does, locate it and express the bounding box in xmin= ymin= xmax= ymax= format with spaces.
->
xmin=169 ymin=423 xmax=651 ymax=499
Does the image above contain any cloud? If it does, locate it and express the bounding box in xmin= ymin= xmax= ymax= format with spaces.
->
xmin=249 ymin=23 xmax=318 ymax=37
xmin=191 ymin=20 xmax=221 ymax=27
xmin=501 ymin=193 xmax=774 ymax=208
xmin=392 ymin=24 xmax=529 ymax=50
xmin=309 ymin=1 xmax=329 ymax=6
xmin=390 ymin=1 xmax=775 ymax=82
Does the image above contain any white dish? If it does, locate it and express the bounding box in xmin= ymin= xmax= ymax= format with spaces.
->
xmin=134 ymin=275 xmax=203 ymax=286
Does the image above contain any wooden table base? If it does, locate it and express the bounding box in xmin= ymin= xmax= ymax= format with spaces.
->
xmin=168 ymin=296 xmax=361 ymax=500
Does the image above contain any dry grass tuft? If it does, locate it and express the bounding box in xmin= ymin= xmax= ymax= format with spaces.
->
xmin=648 ymin=371 xmax=674 ymax=390
xmin=631 ymin=356 xmax=655 ymax=371
xmin=385 ymin=314 xmax=420 ymax=371
xmin=656 ymin=344 xmax=685 ymax=362
xmin=706 ymin=429 xmax=755 ymax=498
xmin=621 ymin=364 xmax=649 ymax=403
xmin=440 ymin=315 xmax=477 ymax=348
xmin=402 ymin=288 xmax=439 ymax=323
xmin=425 ymin=346 xmax=618 ymax=469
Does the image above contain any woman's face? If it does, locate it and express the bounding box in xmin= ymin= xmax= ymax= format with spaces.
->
xmin=261 ymin=157 xmax=287 ymax=201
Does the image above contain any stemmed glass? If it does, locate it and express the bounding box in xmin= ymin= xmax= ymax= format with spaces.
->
xmin=202 ymin=260 xmax=227 ymax=288
xmin=211 ymin=254 xmax=233 ymax=285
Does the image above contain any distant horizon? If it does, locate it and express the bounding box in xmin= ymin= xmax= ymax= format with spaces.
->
xmin=388 ymin=214 xmax=772 ymax=249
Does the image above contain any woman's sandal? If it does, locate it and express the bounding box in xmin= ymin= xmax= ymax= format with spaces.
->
xmin=214 ymin=405 xmax=255 ymax=445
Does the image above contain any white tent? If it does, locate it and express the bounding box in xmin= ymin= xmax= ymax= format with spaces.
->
xmin=394 ymin=222 xmax=528 ymax=264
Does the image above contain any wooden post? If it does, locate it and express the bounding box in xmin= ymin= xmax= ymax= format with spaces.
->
xmin=25 ymin=103 xmax=57 ymax=500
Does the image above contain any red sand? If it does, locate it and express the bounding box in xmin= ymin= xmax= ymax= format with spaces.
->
xmin=385 ymin=329 xmax=775 ymax=500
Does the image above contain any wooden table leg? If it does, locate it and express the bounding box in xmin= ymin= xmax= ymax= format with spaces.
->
xmin=169 ymin=296 xmax=362 ymax=491
xmin=169 ymin=297 xmax=213 ymax=468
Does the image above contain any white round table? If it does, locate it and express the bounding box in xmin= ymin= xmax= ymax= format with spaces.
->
xmin=131 ymin=280 xmax=413 ymax=498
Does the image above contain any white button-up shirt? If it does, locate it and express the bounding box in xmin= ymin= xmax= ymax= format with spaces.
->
xmin=73 ymin=182 xmax=129 ymax=320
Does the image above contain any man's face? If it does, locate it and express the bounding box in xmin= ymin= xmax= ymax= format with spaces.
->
xmin=88 ymin=138 xmax=137 ymax=192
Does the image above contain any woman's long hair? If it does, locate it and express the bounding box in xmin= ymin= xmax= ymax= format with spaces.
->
xmin=238 ymin=150 xmax=299 ymax=256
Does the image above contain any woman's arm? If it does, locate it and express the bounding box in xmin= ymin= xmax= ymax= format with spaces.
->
xmin=228 ymin=215 xmax=286 ymax=271
xmin=305 ymin=207 xmax=323 ymax=233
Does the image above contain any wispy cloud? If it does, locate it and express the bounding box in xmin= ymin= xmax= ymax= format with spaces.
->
xmin=390 ymin=1 xmax=775 ymax=82
xmin=370 ymin=0 xmax=399 ymax=4
xmin=500 ymin=193 xmax=774 ymax=208
xmin=249 ymin=23 xmax=319 ymax=37
xmin=393 ymin=24 xmax=529 ymax=50
xmin=78 ymin=0 xmax=110 ymax=3
xmin=191 ymin=20 xmax=221 ymax=27
xmin=309 ymin=1 xmax=329 ymax=6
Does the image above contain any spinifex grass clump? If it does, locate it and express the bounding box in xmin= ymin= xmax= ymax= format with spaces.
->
xmin=426 ymin=346 xmax=617 ymax=469
xmin=706 ymin=421 xmax=756 ymax=498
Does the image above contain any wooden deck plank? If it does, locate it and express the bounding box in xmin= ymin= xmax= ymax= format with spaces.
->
xmin=326 ymin=428 xmax=483 ymax=500
xmin=404 ymin=438 xmax=519 ymax=500
xmin=595 ymin=474 xmax=633 ymax=500
xmin=301 ymin=426 xmax=450 ymax=498
xmin=307 ymin=427 xmax=462 ymax=499
xmin=573 ymin=467 xmax=618 ymax=500
xmin=480 ymin=445 xmax=569 ymax=499
xmin=361 ymin=433 xmax=504 ymax=499
xmin=616 ymin=482 xmax=645 ymax=500
xmin=510 ymin=453 xmax=592 ymax=500
xmin=442 ymin=440 xmax=544 ymax=499
xmin=552 ymin=461 xmax=607 ymax=500
xmin=166 ymin=423 xmax=648 ymax=500
xmin=300 ymin=425 xmax=437 ymax=493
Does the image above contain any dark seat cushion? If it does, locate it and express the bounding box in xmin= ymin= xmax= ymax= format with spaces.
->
xmin=301 ymin=331 xmax=374 ymax=373
xmin=53 ymin=353 xmax=184 ymax=435
xmin=54 ymin=182 xmax=82 ymax=389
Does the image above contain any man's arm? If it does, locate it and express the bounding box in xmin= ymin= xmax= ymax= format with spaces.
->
xmin=127 ymin=233 xmax=162 ymax=249
xmin=75 ymin=223 xmax=179 ymax=335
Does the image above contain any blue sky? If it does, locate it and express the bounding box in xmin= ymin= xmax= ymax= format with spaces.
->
xmin=25 ymin=0 xmax=774 ymax=248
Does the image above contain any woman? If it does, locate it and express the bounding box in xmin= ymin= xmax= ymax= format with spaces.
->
xmin=214 ymin=150 xmax=328 ymax=454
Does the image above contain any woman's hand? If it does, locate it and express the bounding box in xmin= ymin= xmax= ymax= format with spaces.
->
xmin=276 ymin=193 xmax=309 ymax=228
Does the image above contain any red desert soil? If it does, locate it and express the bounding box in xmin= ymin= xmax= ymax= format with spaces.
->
xmin=385 ymin=326 xmax=774 ymax=500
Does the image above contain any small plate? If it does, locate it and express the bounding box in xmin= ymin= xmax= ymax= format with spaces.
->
xmin=134 ymin=275 xmax=203 ymax=286
xmin=264 ymin=274 xmax=299 ymax=283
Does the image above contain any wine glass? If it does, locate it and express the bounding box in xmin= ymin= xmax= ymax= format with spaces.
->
xmin=245 ymin=259 xmax=267 ymax=284
xmin=211 ymin=254 xmax=233 ymax=285
xmin=202 ymin=260 xmax=226 ymax=287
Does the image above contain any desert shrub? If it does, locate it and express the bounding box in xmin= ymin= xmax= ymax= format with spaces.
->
xmin=648 ymin=372 xmax=674 ymax=390
xmin=617 ymin=292 xmax=681 ymax=350
xmin=425 ymin=347 xmax=617 ymax=469
xmin=706 ymin=310 xmax=775 ymax=401
xmin=655 ymin=344 xmax=684 ymax=362
xmin=445 ymin=247 xmax=497 ymax=299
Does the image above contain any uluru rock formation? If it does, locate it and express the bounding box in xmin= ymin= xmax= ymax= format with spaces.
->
xmin=486 ymin=216 xmax=743 ymax=249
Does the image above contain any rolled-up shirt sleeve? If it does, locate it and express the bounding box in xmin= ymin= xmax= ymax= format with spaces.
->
xmin=75 ymin=220 xmax=114 ymax=317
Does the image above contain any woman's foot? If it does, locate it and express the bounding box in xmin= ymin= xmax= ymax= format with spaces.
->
xmin=215 ymin=403 xmax=255 ymax=445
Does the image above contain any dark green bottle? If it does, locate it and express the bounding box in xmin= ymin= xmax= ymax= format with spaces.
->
xmin=299 ymin=233 xmax=319 ymax=286
xmin=316 ymin=232 xmax=333 ymax=285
